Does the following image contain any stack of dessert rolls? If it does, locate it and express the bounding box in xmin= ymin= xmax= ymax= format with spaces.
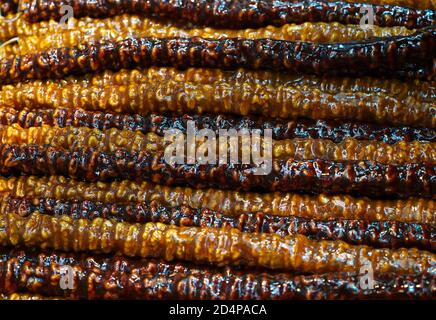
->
xmin=0 ymin=0 xmax=434 ymax=300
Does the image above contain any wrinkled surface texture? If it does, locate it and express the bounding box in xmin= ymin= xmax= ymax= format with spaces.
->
xmin=0 ymin=0 xmax=434 ymax=301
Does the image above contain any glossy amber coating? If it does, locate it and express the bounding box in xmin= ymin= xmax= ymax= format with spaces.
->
xmin=0 ymin=124 xmax=433 ymax=164
xmin=1 ymin=69 xmax=433 ymax=127
xmin=0 ymin=144 xmax=433 ymax=197
xmin=0 ymin=175 xmax=433 ymax=224
xmin=1 ymin=14 xmax=414 ymax=43
xmin=8 ymin=68 xmax=429 ymax=102
xmin=0 ymin=0 xmax=434 ymax=302
xmin=1 ymin=19 xmax=416 ymax=56
xmin=272 ymin=138 xmax=435 ymax=164
xmin=0 ymin=31 xmax=434 ymax=86
xmin=0 ymin=293 xmax=57 ymax=300
xmin=1 ymin=248 xmax=434 ymax=299
xmin=0 ymin=15 xmax=61 ymax=42
xmin=19 ymin=0 xmax=434 ymax=28
xmin=3 ymin=196 xmax=434 ymax=251
xmin=0 ymin=213 xmax=434 ymax=275
xmin=0 ymin=107 xmax=434 ymax=144
xmin=0 ymin=124 xmax=161 ymax=153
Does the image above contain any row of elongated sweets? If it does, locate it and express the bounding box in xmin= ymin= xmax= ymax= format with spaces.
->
xmin=0 ymin=14 xmax=422 ymax=44
xmin=2 ymin=195 xmax=434 ymax=251
xmin=0 ymin=144 xmax=433 ymax=198
xmin=0 ymin=175 xmax=433 ymax=225
xmin=0 ymin=18 xmax=418 ymax=57
xmin=0 ymin=248 xmax=434 ymax=299
xmin=3 ymin=68 xmax=429 ymax=102
xmin=14 ymin=0 xmax=435 ymax=28
xmin=342 ymin=0 xmax=435 ymax=10
xmin=0 ymin=212 xmax=434 ymax=275
xmin=0 ymin=124 xmax=433 ymax=164
xmin=1 ymin=30 xmax=434 ymax=86
xmin=0 ymin=107 xmax=434 ymax=144
xmin=0 ymin=68 xmax=433 ymax=127
xmin=0 ymin=293 xmax=53 ymax=300
xmin=0 ymin=1 xmax=434 ymax=301
xmin=0 ymin=82 xmax=432 ymax=128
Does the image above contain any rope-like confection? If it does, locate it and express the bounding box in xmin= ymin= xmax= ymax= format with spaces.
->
xmin=0 ymin=213 xmax=434 ymax=274
xmin=0 ymin=144 xmax=433 ymax=197
xmin=1 ymin=124 xmax=433 ymax=164
xmin=340 ymin=0 xmax=435 ymax=10
xmin=0 ymin=108 xmax=434 ymax=144
xmin=1 ymin=248 xmax=434 ymax=299
xmin=1 ymin=176 xmax=433 ymax=224
xmin=19 ymin=0 xmax=435 ymax=29
xmin=1 ymin=72 xmax=433 ymax=127
xmin=4 ymin=196 xmax=434 ymax=250
xmin=1 ymin=31 xmax=434 ymax=85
